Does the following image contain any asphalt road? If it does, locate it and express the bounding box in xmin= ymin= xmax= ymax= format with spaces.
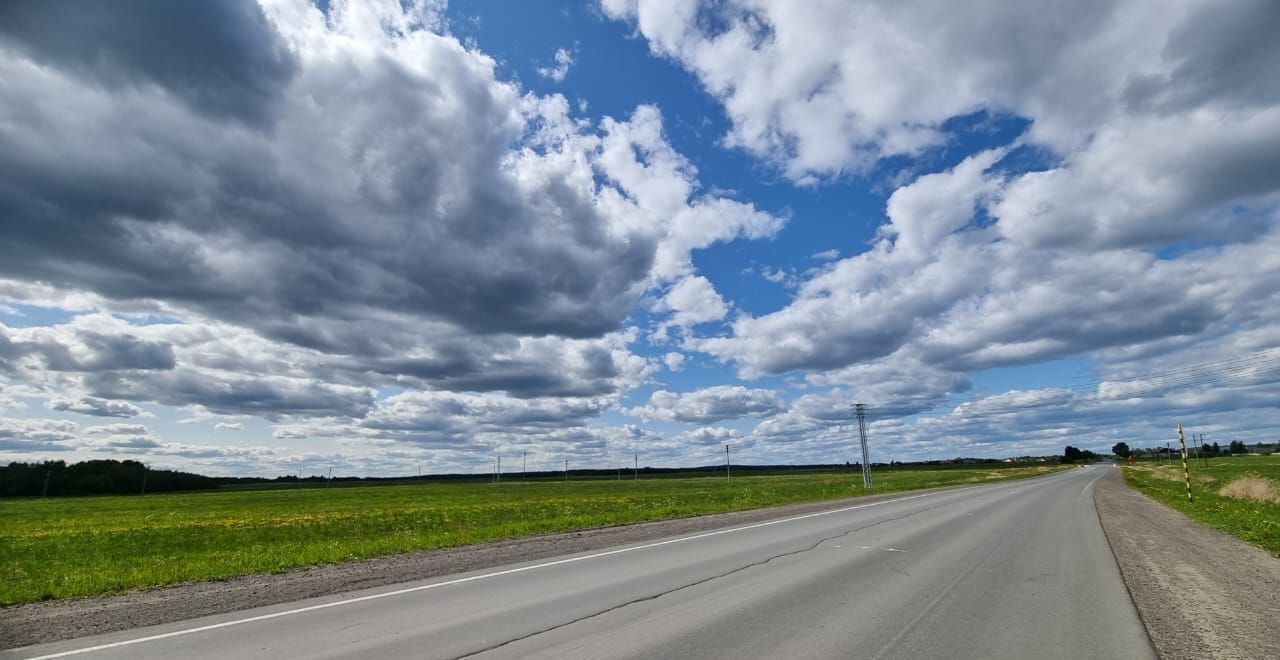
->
xmin=6 ymin=466 xmax=1155 ymax=660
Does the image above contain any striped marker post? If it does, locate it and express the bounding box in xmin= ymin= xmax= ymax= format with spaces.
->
xmin=1177 ymin=422 xmax=1194 ymax=503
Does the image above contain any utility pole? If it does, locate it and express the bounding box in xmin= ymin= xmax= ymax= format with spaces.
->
xmin=496 ymin=456 xmax=501 ymax=484
xmin=617 ymin=465 xmax=621 ymax=480
xmin=564 ymin=458 xmax=569 ymax=481
xmin=42 ymin=470 xmax=51 ymax=498
xmin=634 ymin=453 xmax=638 ymax=481
xmin=854 ymin=403 xmax=872 ymax=489
xmin=725 ymin=444 xmax=731 ymax=482
xmin=327 ymin=466 xmax=333 ymax=488
xmin=140 ymin=464 xmax=147 ymax=496
xmin=523 ymin=452 xmax=527 ymax=480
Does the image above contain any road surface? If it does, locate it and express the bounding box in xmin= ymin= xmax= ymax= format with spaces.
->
xmin=6 ymin=466 xmax=1154 ymax=660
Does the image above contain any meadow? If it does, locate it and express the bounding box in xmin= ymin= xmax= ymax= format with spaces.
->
xmin=0 ymin=463 xmax=1061 ymax=605
xmin=1123 ymin=454 xmax=1280 ymax=556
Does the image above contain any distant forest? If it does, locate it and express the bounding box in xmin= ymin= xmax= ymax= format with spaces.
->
xmin=0 ymin=459 xmax=218 ymax=497
xmin=2 ymin=455 xmax=1053 ymax=498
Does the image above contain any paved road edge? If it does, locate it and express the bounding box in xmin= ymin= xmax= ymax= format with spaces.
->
xmin=1093 ymin=467 xmax=1280 ymax=660
xmin=1 ymin=481 xmax=996 ymax=650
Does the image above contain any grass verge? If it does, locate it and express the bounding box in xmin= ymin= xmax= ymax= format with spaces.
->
xmin=1122 ymin=454 xmax=1280 ymax=556
xmin=0 ymin=463 xmax=1062 ymax=605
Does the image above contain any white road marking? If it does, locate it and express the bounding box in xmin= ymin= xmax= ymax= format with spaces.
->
xmin=22 ymin=474 xmax=1075 ymax=660
xmin=1081 ymin=471 xmax=1107 ymax=496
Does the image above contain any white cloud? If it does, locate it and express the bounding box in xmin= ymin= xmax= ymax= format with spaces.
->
xmin=627 ymin=385 xmax=785 ymax=423
xmin=601 ymin=0 xmax=1271 ymax=180
xmin=605 ymin=1 xmax=1280 ymax=389
xmin=537 ymin=47 xmax=575 ymax=82
xmin=663 ymin=351 xmax=685 ymax=371
xmin=656 ymin=275 xmax=729 ymax=329
xmin=883 ymin=149 xmax=1004 ymax=261
xmin=214 ymin=422 xmax=244 ymax=431
xmin=0 ymin=417 xmax=78 ymax=446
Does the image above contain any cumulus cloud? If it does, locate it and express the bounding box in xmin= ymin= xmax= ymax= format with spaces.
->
xmin=670 ymin=426 xmax=743 ymax=447
xmin=0 ymin=0 xmax=781 ymax=400
xmin=272 ymin=389 xmax=614 ymax=448
xmin=0 ymin=417 xmax=77 ymax=444
xmin=608 ymin=0 xmax=1280 ymax=386
xmin=537 ymin=47 xmax=575 ymax=82
xmin=627 ymin=385 xmax=785 ymax=423
xmin=655 ymin=275 xmax=729 ymax=330
xmin=695 ymin=228 xmax=1280 ymax=379
xmin=602 ymin=0 xmax=1279 ymax=180
xmin=214 ymin=422 xmax=244 ymax=431
xmin=47 ymin=395 xmax=144 ymax=418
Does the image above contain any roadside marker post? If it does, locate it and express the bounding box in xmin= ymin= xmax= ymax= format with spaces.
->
xmin=725 ymin=444 xmax=731 ymax=482
xmin=1177 ymin=422 xmax=1194 ymax=503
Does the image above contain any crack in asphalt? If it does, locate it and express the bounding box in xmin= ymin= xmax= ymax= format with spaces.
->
xmin=450 ymin=501 xmax=953 ymax=659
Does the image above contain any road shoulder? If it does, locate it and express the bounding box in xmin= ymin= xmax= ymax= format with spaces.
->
xmin=1094 ymin=467 xmax=1280 ymax=660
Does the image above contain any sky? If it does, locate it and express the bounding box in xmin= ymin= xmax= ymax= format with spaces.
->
xmin=1 ymin=0 xmax=1279 ymax=477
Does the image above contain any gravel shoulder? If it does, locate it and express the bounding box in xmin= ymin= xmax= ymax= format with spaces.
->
xmin=1094 ymin=467 xmax=1280 ymax=660
xmin=0 ymin=487 xmax=946 ymax=650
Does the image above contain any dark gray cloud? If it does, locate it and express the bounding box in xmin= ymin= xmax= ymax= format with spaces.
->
xmin=1124 ymin=0 xmax=1280 ymax=113
xmin=83 ymin=370 xmax=374 ymax=421
xmin=48 ymin=396 xmax=144 ymax=418
xmin=0 ymin=10 xmax=653 ymax=343
xmin=1 ymin=321 xmax=175 ymax=374
xmin=0 ymin=0 xmax=296 ymax=126
xmin=0 ymin=2 xmax=779 ymax=414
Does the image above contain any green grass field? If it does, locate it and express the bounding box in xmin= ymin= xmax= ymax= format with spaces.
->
xmin=1123 ymin=454 xmax=1280 ymax=556
xmin=0 ymin=463 xmax=1062 ymax=605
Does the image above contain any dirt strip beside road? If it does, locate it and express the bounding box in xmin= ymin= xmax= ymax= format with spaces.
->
xmin=1095 ymin=468 xmax=1280 ymax=660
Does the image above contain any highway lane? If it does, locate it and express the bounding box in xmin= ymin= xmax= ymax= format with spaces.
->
xmin=6 ymin=466 xmax=1154 ymax=660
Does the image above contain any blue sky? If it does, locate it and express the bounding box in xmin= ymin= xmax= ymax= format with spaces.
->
xmin=1 ymin=0 xmax=1278 ymax=476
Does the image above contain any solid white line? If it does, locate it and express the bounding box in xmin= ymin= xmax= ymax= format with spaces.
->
xmin=1081 ymin=470 xmax=1107 ymax=496
xmin=22 ymin=478 xmax=1042 ymax=660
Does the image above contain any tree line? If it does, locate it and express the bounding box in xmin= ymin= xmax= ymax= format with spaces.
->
xmin=0 ymin=459 xmax=218 ymax=497
xmin=1060 ymin=446 xmax=1100 ymax=463
xmin=1110 ymin=440 xmax=1251 ymax=459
